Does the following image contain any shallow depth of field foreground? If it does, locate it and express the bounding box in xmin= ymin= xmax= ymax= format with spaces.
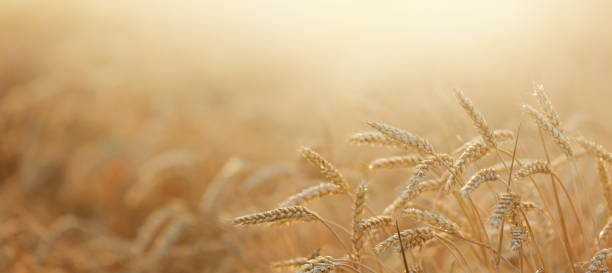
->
xmin=2 ymin=1 xmax=612 ymax=273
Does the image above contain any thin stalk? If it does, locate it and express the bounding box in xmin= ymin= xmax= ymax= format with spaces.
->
xmin=537 ymin=128 xmax=577 ymax=273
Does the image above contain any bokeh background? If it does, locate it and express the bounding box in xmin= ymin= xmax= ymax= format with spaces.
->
xmin=1 ymin=1 xmax=612 ymax=272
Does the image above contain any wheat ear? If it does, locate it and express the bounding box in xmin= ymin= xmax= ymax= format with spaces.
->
xmin=533 ymin=84 xmax=563 ymax=132
xmin=453 ymin=129 xmax=514 ymax=155
xmin=523 ymin=104 xmax=574 ymax=157
xmin=359 ymin=216 xmax=393 ymax=232
xmin=280 ymin=183 xmax=342 ymax=207
xmin=576 ymin=136 xmax=612 ymax=165
xmin=233 ymin=206 xmax=318 ymax=226
xmin=402 ymin=208 xmax=460 ymax=234
xmin=491 ymin=193 xmax=520 ymax=228
xmin=301 ymin=147 xmax=348 ymax=190
xmin=367 ymin=122 xmax=435 ymax=155
xmin=454 ymin=89 xmax=497 ymax=148
xmin=271 ymin=257 xmax=308 ymax=270
xmin=348 ymin=132 xmax=400 ymax=147
xmin=460 ymin=168 xmax=500 ymax=197
xmin=375 ymin=227 xmax=435 ymax=254
xmin=351 ymin=183 xmax=367 ymax=263
xmin=515 ymin=160 xmax=551 ymax=180
xmin=369 ymin=155 xmax=421 ymax=169
xmin=585 ymin=248 xmax=611 ymax=273
xmin=297 ymin=256 xmax=336 ymax=273
xmin=598 ymin=158 xmax=612 ymax=214
xmin=599 ymin=217 xmax=612 ymax=245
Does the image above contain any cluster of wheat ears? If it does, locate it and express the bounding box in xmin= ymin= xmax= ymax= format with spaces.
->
xmin=233 ymin=87 xmax=612 ymax=273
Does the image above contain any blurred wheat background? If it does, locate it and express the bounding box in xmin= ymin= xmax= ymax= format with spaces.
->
xmin=1 ymin=1 xmax=612 ymax=272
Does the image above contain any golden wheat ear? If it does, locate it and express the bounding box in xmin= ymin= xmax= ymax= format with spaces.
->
xmin=577 ymin=136 xmax=612 ymax=165
xmin=402 ymin=208 xmax=460 ymax=235
xmin=350 ymin=182 xmax=367 ymax=263
xmin=368 ymin=155 xmax=421 ymax=169
xmin=233 ymin=206 xmax=318 ymax=226
xmin=460 ymin=168 xmax=499 ymax=197
xmin=584 ymin=248 xmax=611 ymax=273
xmin=374 ymin=227 xmax=435 ymax=254
xmin=523 ymin=104 xmax=574 ymax=157
xmin=367 ymin=121 xmax=435 ymax=155
xmin=533 ymin=84 xmax=564 ymax=132
xmin=300 ymin=147 xmax=348 ymax=190
xmin=280 ymin=183 xmax=342 ymax=207
xmin=454 ymin=89 xmax=497 ymax=148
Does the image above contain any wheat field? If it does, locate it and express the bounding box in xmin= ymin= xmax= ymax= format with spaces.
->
xmin=2 ymin=1 xmax=612 ymax=273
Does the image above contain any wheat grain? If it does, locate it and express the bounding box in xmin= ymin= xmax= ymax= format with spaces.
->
xmin=383 ymin=186 xmax=423 ymax=215
xmin=460 ymin=168 xmax=500 ymax=197
xmin=585 ymin=248 xmax=611 ymax=273
xmin=351 ymin=183 xmax=367 ymax=263
xmin=533 ymin=84 xmax=563 ymax=132
xmin=523 ymin=104 xmax=574 ymax=157
xmin=367 ymin=122 xmax=435 ymax=155
xmin=280 ymin=183 xmax=342 ymax=207
xmin=359 ymin=216 xmax=393 ymax=232
xmin=454 ymin=89 xmax=497 ymax=147
xmin=271 ymin=257 xmax=308 ymax=270
xmin=576 ymin=136 xmax=612 ymax=164
xmin=448 ymin=139 xmax=495 ymax=188
xmin=348 ymin=132 xmax=399 ymax=147
xmin=515 ymin=160 xmax=551 ymax=179
xmin=520 ymin=201 xmax=540 ymax=211
xmin=599 ymin=217 xmax=612 ymax=244
xmin=491 ymin=193 xmax=520 ymax=227
xmin=598 ymin=158 xmax=612 ymax=214
xmin=409 ymin=153 xmax=452 ymax=190
xmin=453 ymin=129 xmax=514 ymax=155
xmin=301 ymin=147 xmax=348 ymax=189
xmin=369 ymin=155 xmax=422 ymax=169
xmin=297 ymin=256 xmax=336 ymax=273
xmin=375 ymin=227 xmax=435 ymax=254
xmin=511 ymin=225 xmax=527 ymax=251
xmin=233 ymin=206 xmax=318 ymax=226
xmin=402 ymin=208 xmax=460 ymax=234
